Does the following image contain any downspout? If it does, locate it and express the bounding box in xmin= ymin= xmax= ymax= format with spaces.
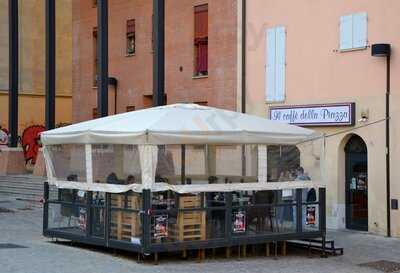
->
xmin=241 ymin=0 xmax=246 ymax=114
xmin=386 ymin=55 xmax=391 ymax=237
xmin=241 ymin=0 xmax=247 ymax=177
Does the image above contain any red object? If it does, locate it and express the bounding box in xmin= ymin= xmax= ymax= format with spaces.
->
xmin=21 ymin=125 xmax=45 ymax=165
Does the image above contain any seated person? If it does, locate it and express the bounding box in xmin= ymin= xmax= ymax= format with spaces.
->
xmin=106 ymin=172 xmax=124 ymax=184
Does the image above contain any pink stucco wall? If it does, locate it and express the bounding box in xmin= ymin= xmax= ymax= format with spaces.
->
xmin=246 ymin=0 xmax=400 ymax=236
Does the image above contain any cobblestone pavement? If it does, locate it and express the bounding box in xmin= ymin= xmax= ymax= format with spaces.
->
xmin=1 ymin=194 xmax=400 ymax=273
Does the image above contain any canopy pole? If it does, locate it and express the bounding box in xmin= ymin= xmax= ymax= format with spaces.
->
xmin=181 ymin=144 xmax=186 ymax=184
xmin=258 ymin=145 xmax=268 ymax=182
xmin=85 ymin=144 xmax=93 ymax=183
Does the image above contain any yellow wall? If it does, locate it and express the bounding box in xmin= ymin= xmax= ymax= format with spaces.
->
xmin=0 ymin=92 xmax=72 ymax=133
xmin=0 ymin=0 xmax=72 ymax=133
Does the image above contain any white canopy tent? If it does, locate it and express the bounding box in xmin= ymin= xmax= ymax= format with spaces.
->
xmin=40 ymin=104 xmax=324 ymax=193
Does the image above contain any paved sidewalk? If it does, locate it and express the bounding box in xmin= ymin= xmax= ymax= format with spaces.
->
xmin=1 ymin=195 xmax=400 ymax=273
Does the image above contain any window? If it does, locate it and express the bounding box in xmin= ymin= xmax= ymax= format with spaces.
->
xmin=126 ymin=19 xmax=135 ymax=55
xmin=126 ymin=105 xmax=135 ymax=112
xmin=339 ymin=12 xmax=367 ymax=51
xmin=93 ymin=27 xmax=98 ymax=86
xmin=194 ymin=4 xmax=208 ymax=76
xmin=265 ymin=26 xmax=285 ymax=102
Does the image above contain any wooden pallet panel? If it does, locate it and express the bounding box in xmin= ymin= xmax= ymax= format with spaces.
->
xmin=170 ymin=195 xmax=206 ymax=242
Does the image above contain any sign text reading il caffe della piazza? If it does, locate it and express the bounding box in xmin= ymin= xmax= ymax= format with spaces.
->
xmin=269 ymin=103 xmax=355 ymax=126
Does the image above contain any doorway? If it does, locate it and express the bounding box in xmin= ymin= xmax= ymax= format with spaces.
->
xmin=345 ymin=135 xmax=368 ymax=231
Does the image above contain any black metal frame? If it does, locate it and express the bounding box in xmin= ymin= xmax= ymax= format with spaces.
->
xmin=8 ymin=0 xmax=19 ymax=147
xmin=45 ymin=0 xmax=56 ymax=130
xmin=97 ymin=0 xmax=109 ymax=117
xmin=43 ymin=183 xmax=326 ymax=255
xmin=152 ymin=0 xmax=165 ymax=107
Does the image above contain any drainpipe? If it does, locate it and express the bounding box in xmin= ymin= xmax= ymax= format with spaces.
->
xmin=241 ymin=0 xmax=247 ymax=177
xmin=241 ymin=0 xmax=246 ymax=114
xmin=153 ymin=0 xmax=165 ymax=107
xmin=371 ymin=43 xmax=391 ymax=237
xmin=386 ymin=54 xmax=391 ymax=237
xmin=97 ymin=0 xmax=109 ymax=117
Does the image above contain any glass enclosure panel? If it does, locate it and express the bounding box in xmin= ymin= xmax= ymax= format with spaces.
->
xmin=275 ymin=205 xmax=297 ymax=233
xmin=301 ymin=188 xmax=319 ymax=203
xmin=151 ymin=194 xmax=205 ymax=244
xmin=110 ymin=192 xmax=141 ymax=210
xmin=213 ymin=145 xmax=259 ymax=183
xmin=152 ymin=191 xmax=176 ymax=210
xmin=232 ymin=191 xmax=252 ymax=206
xmin=156 ymin=145 xmax=181 ymax=183
xmin=110 ymin=210 xmax=142 ymax=242
xmin=303 ymin=204 xmax=319 ymax=232
xmin=58 ymin=189 xmax=87 ymax=204
xmin=215 ymin=145 xmax=242 ymax=182
xmin=151 ymin=211 xmax=177 ymax=244
xmin=47 ymin=144 xmax=86 ymax=182
xmin=92 ymin=144 xmax=141 ymax=184
xmin=48 ymin=203 xmax=86 ymax=235
xmin=92 ymin=191 xmax=106 ymax=206
xmin=184 ymin=145 xmax=207 ymax=184
xmin=232 ymin=205 xmax=297 ymax=236
xmin=297 ymin=138 xmax=323 ymax=183
xmin=267 ymin=145 xmax=300 ymax=182
xmin=156 ymin=144 xmax=260 ymax=185
xmin=205 ymin=192 xmax=225 ymax=207
xmin=267 ymin=138 xmax=323 ymax=183
xmin=92 ymin=207 xmax=105 ymax=237
xmin=253 ymin=190 xmax=278 ymax=205
xmin=153 ymin=141 xmax=322 ymax=187
xmin=206 ymin=209 xmax=225 ymax=239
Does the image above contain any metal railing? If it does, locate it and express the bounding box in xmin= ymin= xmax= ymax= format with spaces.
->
xmin=43 ymin=182 xmax=326 ymax=255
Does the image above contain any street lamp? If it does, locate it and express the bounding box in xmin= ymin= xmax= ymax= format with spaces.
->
xmin=371 ymin=43 xmax=391 ymax=237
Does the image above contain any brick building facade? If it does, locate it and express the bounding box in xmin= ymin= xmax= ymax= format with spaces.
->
xmin=72 ymin=0 xmax=239 ymax=122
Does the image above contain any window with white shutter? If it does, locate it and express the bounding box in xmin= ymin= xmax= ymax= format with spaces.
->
xmin=339 ymin=12 xmax=367 ymax=51
xmin=265 ymin=26 xmax=286 ymax=102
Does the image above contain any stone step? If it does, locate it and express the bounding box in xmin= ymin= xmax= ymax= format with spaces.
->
xmin=0 ymin=188 xmax=58 ymax=200
xmin=0 ymin=184 xmax=44 ymax=192
xmin=0 ymin=180 xmax=45 ymax=186
xmin=0 ymin=175 xmax=45 ymax=182
xmin=0 ymin=175 xmax=50 ymax=201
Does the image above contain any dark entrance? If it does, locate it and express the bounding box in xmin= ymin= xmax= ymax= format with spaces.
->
xmin=345 ymin=135 xmax=368 ymax=231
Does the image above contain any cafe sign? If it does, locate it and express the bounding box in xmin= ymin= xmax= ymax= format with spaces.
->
xmin=269 ymin=103 xmax=355 ymax=126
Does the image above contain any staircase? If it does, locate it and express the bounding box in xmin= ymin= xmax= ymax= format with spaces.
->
xmin=0 ymin=175 xmax=48 ymax=201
